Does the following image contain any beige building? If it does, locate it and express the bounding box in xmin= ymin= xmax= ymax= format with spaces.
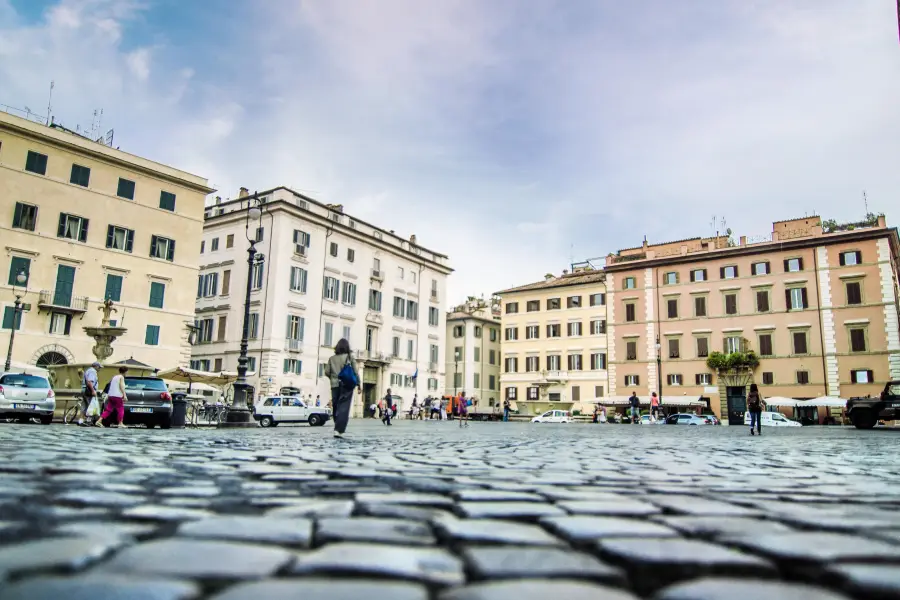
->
xmin=604 ymin=215 xmax=900 ymax=424
xmin=496 ymin=270 xmax=609 ymax=416
xmin=0 ymin=110 xmax=214 ymax=370
xmin=445 ymin=297 xmax=502 ymax=409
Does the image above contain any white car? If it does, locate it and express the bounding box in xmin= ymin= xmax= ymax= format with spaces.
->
xmin=744 ymin=411 xmax=801 ymax=427
xmin=665 ymin=413 xmax=713 ymax=425
xmin=254 ymin=396 xmax=331 ymax=428
xmin=0 ymin=372 xmax=56 ymax=425
xmin=532 ymin=409 xmax=571 ymax=423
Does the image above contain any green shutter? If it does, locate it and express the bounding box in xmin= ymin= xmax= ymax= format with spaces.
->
xmin=8 ymin=257 xmax=30 ymax=286
xmin=2 ymin=306 xmax=22 ymax=330
xmin=53 ymin=265 xmax=75 ymax=307
xmin=104 ymin=274 xmax=123 ymax=302
xmin=145 ymin=325 xmax=160 ymax=345
xmin=149 ymin=282 xmax=165 ymax=308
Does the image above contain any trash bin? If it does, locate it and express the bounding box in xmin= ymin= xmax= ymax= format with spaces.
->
xmin=170 ymin=392 xmax=188 ymax=429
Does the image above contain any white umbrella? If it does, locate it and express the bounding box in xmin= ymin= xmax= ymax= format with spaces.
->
xmin=802 ymin=396 xmax=847 ymax=408
xmin=156 ymin=367 xmax=257 ymax=393
xmin=762 ymin=396 xmax=801 ymax=407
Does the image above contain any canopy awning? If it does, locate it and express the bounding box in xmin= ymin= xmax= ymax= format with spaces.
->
xmin=156 ymin=367 xmax=257 ymax=391
xmin=800 ymin=396 xmax=848 ymax=408
xmin=598 ymin=395 xmax=705 ymax=406
xmin=761 ymin=396 xmax=801 ymax=407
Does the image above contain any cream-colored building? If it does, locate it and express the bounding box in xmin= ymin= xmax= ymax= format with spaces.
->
xmin=445 ymin=297 xmax=502 ymax=410
xmin=0 ymin=110 xmax=214 ymax=370
xmin=496 ymin=269 xmax=609 ymax=416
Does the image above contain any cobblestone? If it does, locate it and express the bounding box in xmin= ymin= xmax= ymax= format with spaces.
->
xmin=1 ymin=420 xmax=899 ymax=598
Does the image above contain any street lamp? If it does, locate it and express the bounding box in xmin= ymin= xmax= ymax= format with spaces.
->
xmin=220 ymin=195 xmax=265 ymax=428
xmin=4 ymin=268 xmax=28 ymax=372
xmin=454 ymin=350 xmax=460 ymax=396
xmin=655 ymin=335 xmax=663 ymax=406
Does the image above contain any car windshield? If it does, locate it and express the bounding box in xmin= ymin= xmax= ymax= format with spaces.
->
xmin=124 ymin=377 xmax=167 ymax=391
xmin=0 ymin=374 xmax=49 ymax=388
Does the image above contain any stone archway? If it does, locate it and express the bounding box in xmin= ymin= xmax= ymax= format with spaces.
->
xmin=30 ymin=344 xmax=75 ymax=366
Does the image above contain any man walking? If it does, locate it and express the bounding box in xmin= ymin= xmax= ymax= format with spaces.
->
xmin=629 ymin=391 xmax=640 ymax=424
xmin=503 ymin=399 xmax=510 ymax=422
xmin=80 ymin=361 xmax=101 ymax=426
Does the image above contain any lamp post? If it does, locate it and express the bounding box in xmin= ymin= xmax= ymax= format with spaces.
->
xmin=220 ymin=197 xmax=264 ymax=428
xmin=655 ymin=335 xmax=663 ymax=407
xmin=454 ymin=350 xmax=460 ymax=396
xmin=4 ymin=268 xmax=28 ymax=372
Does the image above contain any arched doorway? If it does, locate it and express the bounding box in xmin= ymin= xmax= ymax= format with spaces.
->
xmin=36 ymin=351 xmax=68 ymax=367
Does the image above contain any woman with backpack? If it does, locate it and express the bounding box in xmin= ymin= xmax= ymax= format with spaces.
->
xmin=748 ymin=383 xmax=764 ymax=436
xmin=324 ymin=338 xmax=360 ymax=438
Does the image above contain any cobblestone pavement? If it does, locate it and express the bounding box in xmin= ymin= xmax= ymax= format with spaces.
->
xmin=1 ymin=420 xmax=899 ymax=599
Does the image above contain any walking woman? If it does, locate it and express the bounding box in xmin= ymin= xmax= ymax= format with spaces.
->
xmin=748 ymin=383 xmax=764 ymax=436
xmin=382 ymin=388 xmax=393 ymax=426
xmin=97 ymin=366 xmax=128 ymax=428
xmin=324 ymin=338 xmax=360 ymax=438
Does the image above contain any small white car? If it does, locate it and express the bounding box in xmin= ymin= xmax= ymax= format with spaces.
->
xmin=665 ymin=413 xmax=713 ymax=425
xmin=744 ymin=411 xmax=801 ymax=427
xmin=0 ymin=372 xmax=56 ymax=425
xmin=254 ymin=396 xmax=330 ymax=428
xmin=532 ymin=409 xmax=571 ymax=423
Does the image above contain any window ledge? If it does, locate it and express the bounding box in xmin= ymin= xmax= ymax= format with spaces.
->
xmin=784 ymin=278 xmax=808 ymax=285
xmin=720 ymin=286 xmax=741 ymax=292
xmin=689 ymin=289 xmax=710 ymax=294
xmin=754 ymin=325 xmax=777 ymax=331
xmin=844 ymin=318 xmax=870 ymax=325
xmin=839 ymin=272 xmax=866 ymax=280
xmin=750 ymin=281 xmax=774 ymax=288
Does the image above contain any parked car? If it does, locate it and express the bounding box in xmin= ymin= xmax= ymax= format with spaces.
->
xmin=104 ymin=376 xmax=173 ymax=428
xmin=743 ymin=411 xmax=801 ymax=428
xmin=0 ymin=372 xmax=55 ymax=424
xmin=847 ymin=381 xmax=900 ymax=429
xmin=254 ymin=396 xmax=330 ymax=427
xmin=640 ymin=414 xmax=664 ymax=425
xmin=702 ymin=414 xmax=721 ymax=425
xmin=532 ymin=409 xmax=571 ymax=423
xmin=665 ymin=413 xmax=713 ymax=425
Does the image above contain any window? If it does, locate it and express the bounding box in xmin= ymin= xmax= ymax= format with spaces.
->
xmin=505 ymin=302 xmax=519 ymax=314
xmin=567 ymin=321 xmax=582 ymax=336
xmin=283 ymin=359 xmax=302 ymax=375
xmin=594 ymin=385 xmax=605 ymax=398
xmin=786 ymin=287 xmax=808 ymax=311
xmin=323 ymin=277 xmax=340 ymax=301
xmin=845 ymin=281 xmax=862 ymax=305
xmin=784 ymin=257 xmax=803 ymax=272
xmin=724 ymin=293 xmax=738 ymax=315
xmin=626 ymin=341 xmax=637 ymax=361
xmin=840 ymin=251 xmax=862 ymax=266
xmin=250 ymin=262 xmax=264 ymax=290
xmin=150 ymin=235 xmax=175 ymax=261
xmin=489 ymin=349 xmax=496 ymax=365
xmin=391 ymin=336 xmax=401 ymax=357
xmin=758 ymin=333 xmax=773 ymax=356
xmin=407 ymin=339 xmax=415 ymax=360
xmin=590 ymin=319 xmax=606 ymax=335
xmin=752 ymin=262 xmax=770 ymax=276
xmin=12 ymin=202 xmax=37 ymax=231
xmin=292 ymin=229 xmax=310 ymax=250
xmin=505 ymin=357 xmax=518 ymax=373
xmin=323 ymin=322 xmax=334 ymax=347
xmin=473 ymin=372 xmax=480 ymax=388
xmin=696 ymin=373 xmax=711 ymax=385
xmin=2 ymin=306 xmax=22 ymax=330
xmin=159 ymin=191 xmax=176 ymax=212
xmin=248 ymin=313 xmax=259 ymax=339
xmin=286 ymin=315 xmax=305 ymax=341
xmin=546 ymin=355 xmax=561 ymax=370
xmin=411 ymin=272 xmax=417 ymax=284
xmin=453 ymin=346 xmax=463 ymax=361
xmin=342 ymin=282 xmax=357 ymax=306
xmin=696 ymin=337 xmax=709 ymax=358
xmin=667 ymin=298 xmax=678 ymax=319
xmin=590 ymin=353 xmax=607 ymax=370
xmin=488 ymin=375 xmax=496 ymax=390
xmin=246 ymin=357 xmax=257 ymax=372
xmin=196 ymin=318 xmax=213 ymax=343
xmin=690 ymin=269 xmax=707 ymax=282
xmin=721 ymin=265 xmax=738 ymax=279
xmin=624 ymin=374 xmax=639 ymax=386
xmin=792 ymin=330 xmax=808 ymax=355
xmin=668 ymin=338 xmax=680 ymax=359
xmin=217 ymin=316 xmax=227 ymax=342
xmin=69 ymin=164 xmax=90 ymax=187
xmin=211 ymin=238 xmax=219 ymax=252
xmin=546 ymin=324 xmax=561 ymax=338
xmin=370 ymin=290 xmax=383 ymax=312
xmin=547 ymin=298 xmax=561 ymax=310
xmin=25 ymin=150 xmax=48 ymax=175
xmin=397 ymin=267 xmax=404 ymax=279
xmin=490 ymin=328 xmax=498 ymax=342
xmin=8 ymin=256 xmax=31 ymax=286
xmin=667 ymin=374 xmax=683 ymax=386
xmin=106 ymin=225 xmax=134 ymax=252
xmin=756 ymin=290 xmax=770 ymax=313
xmin=589 ymin=293 xmax=606 ymax=306
xmin=198 ymin=273 xmax=218 ymax=298
xmin=505 ymin=327 xmax=519 ymax=341
xmin=624 ymin=277 xmax=636 ymax=289
xmin=725 ymin=336 xmax=742 ymax=354
xmin=116 ymin=178 xmax=135 ymax=200
xmin=567 ymin=296 xmax=582 ymax=308
xmin=406 ymin=299 xmax=418 ymax=320
xmin=849 ymin=327 xmax=867 ymax=353
xmin=57 ymin=213 xmax=89 ymax=242
xmin=625 ymin=303 xmax=636 ymax=322
xmin=347 ymin=248 xmax=355 ymax=263
xmin=49 ymin=312 xmax=71 ymax=335
xmin=453 ymin=325 xmax=464 ymax=338
xmin=226 ymin=234 xmax=234 ymax=249
xmin=796 ymin=370 xmax=809 ymax=385
xmin=213 ymin=358 xmax=223 ymax=372
xmin=522 ymin=325 xmax=537 ymax=339
xmin=664 ymin=272 xmax=678 ymax=285
xmin=567 ymin=354 xmax=583 ymax=371
xmin=221 ymin=270 xmax=231 ymax=295
xmin=200 ymin=241 xmax=205 ymax=254
xmin=762 ymin=372 xmax=774 ymax=385
xmin=104 ymin=274 xmax=123 ymax=302
xmin=851 ymin=369 xmax=874 ymax=384
xmin=430 ymin=344 xmax=439 ymax=364
xmin=393 ymin=296 xmax=406 ymax=318
xmin=506 ymin=387 xmax=517 ymax=400
xmin=145 ymin=325 xmax=160 ymax=346
xmin=525 ymin=356 xmax=540 ymax=372
xmin=526 ymin=300 xmax=540 ymax=312
xmin=428 ymin=306 xmax=439 ymax=326
xmin=527 ymin=387 xmax=539 ymax=400
xmin=694 ymin=296 xmax=707 ymax=317
xmin=571 ymin=386 xmax=581 ymax=402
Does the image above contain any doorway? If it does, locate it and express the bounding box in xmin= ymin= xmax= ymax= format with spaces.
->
xmin=363 ymin=383 xmax=377 ymax=417
xmin=726 ymin=386 xmax=747 ymax=426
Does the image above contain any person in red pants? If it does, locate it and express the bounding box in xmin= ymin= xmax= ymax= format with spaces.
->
xmin=97 ymin=366 xmax=128 ymax=428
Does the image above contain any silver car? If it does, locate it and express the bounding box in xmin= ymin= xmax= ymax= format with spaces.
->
xmin=0 ymin=372 xmax=56 ymax=425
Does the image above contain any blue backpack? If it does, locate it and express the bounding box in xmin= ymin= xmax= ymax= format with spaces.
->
xmin=338 ymin=355 xmax=359 ymax=387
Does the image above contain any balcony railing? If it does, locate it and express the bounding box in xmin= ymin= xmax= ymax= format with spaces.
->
xmin=285 ymin=339 xmax=302 ymax=352
xmin=354 ymin=349 xmax=392 ymax=363
xmin=38 ymin=290 xmax=88 ymax=313
xmin=370 ymin=269 xmax=383 ymax=281
xmin=430 ymin=290 xmax=439 ymax=301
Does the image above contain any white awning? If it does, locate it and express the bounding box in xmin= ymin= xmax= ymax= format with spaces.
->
xmin=800 ymin=396 xmax=847 ymax=408
xmin=761 ymin=396 xmax=801 ymax=407
xmin=595 ymin=396 xmax=705 ymax=406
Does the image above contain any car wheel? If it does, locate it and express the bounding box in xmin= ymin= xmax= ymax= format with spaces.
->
xmin=260 ymin=416 xmax=274 ymax=428
xmin=159 ymin=421 xmax=171 ymax=430
xmin=308 ymin=414 xmax=322 ymax=427
xmin=40 ymin=415 xmax=53 ymax=425
xmin=146 ymin=423 xmax=156 ymax=429
xmin=850 ymin=409 xmax=877 ymax=430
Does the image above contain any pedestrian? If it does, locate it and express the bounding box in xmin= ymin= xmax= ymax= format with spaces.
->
xmin=600 ymin=405 xmax=608 ymax=423
xmin=315 ymin=394 xmax=321 ymax=407
xmin=458 ymin=391 xmax=469 ymax=428
xmin=503 ymin=399 xmax=510 ymax=422
xmin=650 ymin=392 xmax=660 ymax=422
xmin=628 ymin=391 xmax=640 ymax=424
xmin=440 ymin=397 xmax=447 ymax=421
xmin=323 ymin=338 xmax=360 ymax=438
xmin=97 ymin=366 xmax=128 ymax=428
xmin=592 ymin=404 xmax=599 ymax=424
xmin=748 ymin=383 xmax=764 ymax=436
xmin=80 ymin=361 xmax=101 ymax=426
xmin=382 ymin=388 xmax=393 ymax=426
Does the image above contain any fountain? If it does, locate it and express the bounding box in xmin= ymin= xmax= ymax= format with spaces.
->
xmin=83 ymin=299 xmax=128 ymax=362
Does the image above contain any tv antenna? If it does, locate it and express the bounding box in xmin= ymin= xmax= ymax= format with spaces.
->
xmin=45 ymin=80 xmax=54 ymax=125
xmin=863 ymin=190 xmax=869 ymax=215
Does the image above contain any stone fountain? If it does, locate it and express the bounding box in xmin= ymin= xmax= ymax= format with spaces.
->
xmin=82 ymin=299 xmax=128 ymax=362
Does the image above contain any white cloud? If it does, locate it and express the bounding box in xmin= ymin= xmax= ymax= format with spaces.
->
xmin=125 ymin=47 xmax=150 ymax=80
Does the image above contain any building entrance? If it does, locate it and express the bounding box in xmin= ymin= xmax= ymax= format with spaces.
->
xmin=363 ymin=366 xmax=379 ymax=417
xmin=726 ymin=386 xmax=747 ymax=426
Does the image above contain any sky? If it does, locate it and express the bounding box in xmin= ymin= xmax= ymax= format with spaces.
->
xmin=2 ymin=0 xmax=899 ymax=305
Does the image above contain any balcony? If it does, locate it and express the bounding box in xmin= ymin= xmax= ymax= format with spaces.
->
xmin=428 ymin=361 xmax=438 ymax=373
xmin=354 ymin=349 xmax=392 ymax=364
xmin=38 ymin=290 xmax=88 ymax=314
xmin=430 ymin=290 xmax=439 ymax=302
xmin=370 ymin=269 xmax=384 ymax=281
xmin=285 ymin=339 xmax=302 ymax=352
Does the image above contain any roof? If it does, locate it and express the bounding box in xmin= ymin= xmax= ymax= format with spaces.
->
xmin=496 ymin=270 xmax=606 ymax=295
xmin=446 ymin=310 xmax=500 ymax=324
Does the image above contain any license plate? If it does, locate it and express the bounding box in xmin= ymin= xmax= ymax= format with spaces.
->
xmin=12 ymin=404 xmax=36 ymax=410
xmin=130 ymin=407 xmax=154 ymax=414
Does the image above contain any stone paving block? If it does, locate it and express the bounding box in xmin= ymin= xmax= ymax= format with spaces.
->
xmin=559 ymin=499 xmax=661 ymax=517
xmin=356 ymin=492 xmax=455 ymax=506
xmin=645 ymin=495 xmax=763 ymax=517
xmin=55 ymin=521 xmax=158 ymax=540
xmin=651 ymin=516 xmax=795 ymax=539
xmin=209 ymin=578 xmax=429 ymax=600
xmin=453 ymin=490 xmax=546 ymax=502
xmin=438 ymin=580 xmax=639 ymax=600
xmin=652 ymin=577 xmax=853 ymax=600
xmin=434 ymin=517 xmax=565 ymax=546
xmin=0 ymin=536 xmax=124 ymax=579
xmin=724 ymin=532 xmax=900 ymax=563
xmin=827 ymin=564 xmax=900 ymax=599
xmin=541 ymin=516 xmax=678 ymax=543
xmin=97 ymin=539 xmax=294 ymax=580
xmin=122 ymin=505 xmax=216 ymax=522
xmin=290 ymin=542 xmax=465 ymax=586
xmin=316 ymin=517 xmax=435 ymax=545
xmin=358 ymin=502 xmax=454 ymax=521
xmin=55 ymin=490 xmax=146 ymax=507
xmin=0 ymin=574 xmax=200 ymax=600
xmin=462 ymin=546 xmax=626 ymax=584
xmin=177 ymin=516 xmax=313 ymax=547
xmin=458 ymin=502 xmax=566 ymax=520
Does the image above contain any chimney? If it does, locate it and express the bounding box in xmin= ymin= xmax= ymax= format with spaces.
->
xmin=238 ymin=187 xmax=249 ymax=199
xmin=410 ymin=234 xmax=417 ymax=245
xmin=215 ymin=196 xmax=222 ymax=205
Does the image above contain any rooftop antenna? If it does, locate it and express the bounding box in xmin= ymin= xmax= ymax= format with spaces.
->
xmin=863 ymin=190 xmax=869 ymax=215
xmin=46 ymin=81 xmax=54 ymax=125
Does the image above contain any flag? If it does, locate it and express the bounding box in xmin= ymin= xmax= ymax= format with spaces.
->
xmin=412 ymin=368 xmax=418 ymax=381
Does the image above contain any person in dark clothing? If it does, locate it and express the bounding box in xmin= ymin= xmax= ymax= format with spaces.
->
xmin=748 ymin=383 xmax=764 ymax=436
xmin=382 ymin=388 xmax=393 ymax=426
xmin=503 ymin=399 xmax=510 ymax=422
xmin=628 ymin=391 xmax=640 ymax=424
xmin=323 ymin=338 xmax=360 ymax=438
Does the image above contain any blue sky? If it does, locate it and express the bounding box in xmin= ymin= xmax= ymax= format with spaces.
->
xmin=2 ymin=0 xmax=899 ymax=304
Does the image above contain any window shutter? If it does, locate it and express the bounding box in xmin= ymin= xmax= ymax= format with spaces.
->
xmin=167 ymin=239 xmax=175 ymax=261
xmin=855 ymin=251 xmax=862 ymax=265
xmin=79 ymin=219 xmax=88 ymax=242
xmin=695 ymin=373 xmax=701 ymax=385
xmin=785 ymin=289 xmax=792 ymax=310
xmin=57 ymin=214 xmax=66 ymax=237
xmin=839 ymin=253 xmax=845 ymax=266
xmin=197 ymin=275 xmax=203 ymax=298
xmin=299 ymin=317 xmax=305 ymax=341
xmin=763 ymin=262 xmax=770 ymax=274
xmin=798 ymin=257 xmax=804 ymax=270
xmin=867 ymin=369 xmax=874 ymax=383
xmin=286 ymin=316 xmax=292 ymax=339
xmin=13 ymin=203 xmax=23 ymax=227
xmin=283 ymin=359 xmax=289 ymax=373
xmin=63 ymin=314 xmax=72 ymax=336
xmin=210 ymin=273 xmax=218 ymax=296
xmin=733 ymin=266 xmax=738 ymax=277
xmin=125 ymin=230 xmax=134 ymax=253
xmin=783 ymin=259 xmax=789 ymax=272
xmin=635 ymin=375 xmax=640 ymax=386
xmin=719 ymin=267 xmax=725 ymax=279
xmin=801 ymin=288 xmax=809 ymax=308
xmin=702 ymin=269 xmax=707 ymax=281
xmin=106 ymin=225 xmax=114 ymax=248
xmin=689 ymin=270 xmax=695 ymax=282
